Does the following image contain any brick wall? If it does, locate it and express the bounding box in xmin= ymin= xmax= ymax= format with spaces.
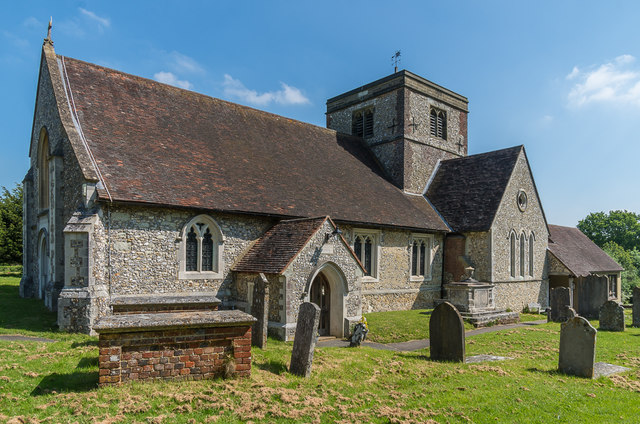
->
xmin=98 ymin=325 xmax=252 ymax=385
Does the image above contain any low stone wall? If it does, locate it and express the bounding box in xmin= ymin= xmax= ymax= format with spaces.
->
xmin=94 ymin=310 xmax=255 ymax=386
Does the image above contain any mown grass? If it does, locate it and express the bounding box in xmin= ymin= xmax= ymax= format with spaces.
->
xmin=1 ymin=275 xmax=640 ymax=423
xmin=365 ymin=309 xmax=546 ymax=344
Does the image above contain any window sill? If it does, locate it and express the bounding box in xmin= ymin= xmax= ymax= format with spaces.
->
xmin=178 ymin=271 xmax=223 ymax=280
xmin=410 ymin=276 xmax=432 ymax=282
xmin=361 ymin=275 xmax=379 ymax=283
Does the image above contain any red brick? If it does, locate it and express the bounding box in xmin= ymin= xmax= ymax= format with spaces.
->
xmin=99 ymin=368 xmax=110 ymax=376
xmin=234 ymin=351 xmax=251 ymax=359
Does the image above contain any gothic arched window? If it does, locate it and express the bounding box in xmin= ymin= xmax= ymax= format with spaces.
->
xmin=411 ymin=235 xmax=433 ymax=279
xmin=38 ymin=128 xmax=50 ymax=210
xmin=520 ymin=233 xmax=526 ymax=277
xmin=509 ymin=232 xmax=516 ymax=278
xmin=429 ymin=108 xmax=447 ymax=140
xmin=352 ymin=108 xmax=374 ymax=138
xmin=529 ymin=232 xmax=535 ymax=277
xmin=179 ymin=215 xmax=224 ymax=279
xmin=353 ymin=230 xmax=378 ymax=278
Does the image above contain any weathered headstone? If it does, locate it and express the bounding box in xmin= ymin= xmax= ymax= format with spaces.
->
xmin=633 ymin=287 xmax=640 ymax=327
xmin=558 ymin=316 xmax=597 ymax=378
xmin=599 ymin=300 xmax=625 ymax=331
xmin=429 ymin=301 xmax=465 ymax=362
xmin=251 ymin=273 xmax=269 ymax=348
xmin=549 ymin=287 xmax=572 ymax=322
xmin=289 ymin=302 xmax=321 ymax=377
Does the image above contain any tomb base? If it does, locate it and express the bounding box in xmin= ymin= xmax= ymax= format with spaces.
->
xmin=435 ymin=281 xmax=520 ymax=327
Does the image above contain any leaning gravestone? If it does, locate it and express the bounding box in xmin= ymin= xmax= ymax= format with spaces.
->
xmin=429 ymin=301 xmax=465 ymax=362
xmin=251 ymin=273 xmax=270 ymax=348
xmin=289 ymin=302 xmax=321 ymax=377
xmin=633 ymin=287 xmax=640 ymax=327
xmin=599 ymin=300 xmax=625 ymax=331
xmin=549 ymin=287 xmax=572 ymax=322
xmin=559 ymin=316 xmax=597 ymax=378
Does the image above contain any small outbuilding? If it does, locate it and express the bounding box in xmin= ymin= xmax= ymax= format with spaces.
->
xmin=547 ymin=225 xmax=624 ymax=317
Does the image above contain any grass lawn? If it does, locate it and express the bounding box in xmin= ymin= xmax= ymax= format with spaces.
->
xmin=1 ymin=275 xmax=640 ymax=423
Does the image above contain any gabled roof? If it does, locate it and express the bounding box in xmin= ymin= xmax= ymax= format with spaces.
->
xmin=426 ymin=146 xmax=522 ymax=232
xmin=232 ymin=216 xmax=363 ymax=274
xmin=548 ymin=224 xmax=623 ymax=277
xmin=55 ymin=55 xmax=449 ymax=232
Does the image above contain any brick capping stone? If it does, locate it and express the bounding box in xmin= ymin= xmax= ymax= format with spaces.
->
xmin=94 ymin=310 xmax=256 ymax=385
xmin=110 ymin=292 xmax=221 ymax=314
xmin=94 ymin=310 xmax=255 ymax=333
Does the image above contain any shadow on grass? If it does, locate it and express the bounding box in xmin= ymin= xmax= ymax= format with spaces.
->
xmin=31 ymin=371 xmax=98 ymax=396
xmin=76 ymin=357 xmax=99 ymax=368
xmin=72 ymin=339 xmax=98 ymax=348
xmin=256 ymin=359 xmax=288 ymax=375
xmin=526 ymin=367 xmax=562 ymax=376
xmin=0 ymin=282 xmax=58 ymax=334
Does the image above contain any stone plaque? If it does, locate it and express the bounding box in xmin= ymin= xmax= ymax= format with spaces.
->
xmin=289 ymin=302 xmax=321 ymax=377
xmin=549 ymin=287 xmax=572 ymax=322
xmin=559 ymin=316 xmax=597 ymax=378
xmin=633 ymin=287 xmax=640 ymax=327
xmin=429 ymin=301 xmax=465 ymax=362
xmin=599 ymin=300 xmax=625 ymax=332
xmin=251 ymin=273 xmax=269 ymax=349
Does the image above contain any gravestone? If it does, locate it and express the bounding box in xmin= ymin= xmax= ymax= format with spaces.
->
xmin=558 ymin=316 xmax=597 ymax=378
xmin=549 ymin=287 xmax=572 ymax=322
xmin=429 ymin=301 xmax=465 ymax=362
xmin=251 ymin=273 xmax=269 ymax=348
xmin=599 ymin=300 xmax=625 ymax=331
xmin=633 ymin=287 xmax=640 ymax=327
xmin=289 ymin=302 xmax=321 ymax=377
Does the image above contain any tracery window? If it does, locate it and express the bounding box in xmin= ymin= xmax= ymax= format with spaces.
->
xmin=529 ymin=233 xmax=534 ymax=277
xmin=520 ymin=233 xmax=526 ymax=277
xmin=179 ymin=215 xmax=224 ymax=279
xmin=352 ymin=108 xmax=374 ymax=138
xmin=429 ymin=108 xmax=447 ymax=140
xmin=509 ymin=232 xmax=516 ymax=278
xmin=411 ymin=235 xmax=433 ymax=279
xmin=353 ymin=230 xmax=379 ymax=278
xmin=38 ymin=128 xmax=50 ymax=210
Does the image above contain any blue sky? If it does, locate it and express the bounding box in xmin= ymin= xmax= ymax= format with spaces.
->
xmin=1 ymin=1 xmax=639 ymax=227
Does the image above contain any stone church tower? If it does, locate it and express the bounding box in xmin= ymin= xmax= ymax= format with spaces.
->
xmin=326 ymin=70 xmax=469 ymax=194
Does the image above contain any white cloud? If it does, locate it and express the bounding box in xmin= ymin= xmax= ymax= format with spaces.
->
xmin=2 ymin=31 xmax=29 ymax=49
xmin=154 ymin=71 xmax=193 ymax=90
xmin=567 ymin=55 xmax=640 ymax=107
xmin=79 ymin=8 xmax=110 ymax=30
xmin=22 ymin=16 xmax=42 ymax=29
xmin=167 ymin=51 xmax=204 ymax=74
xmin=222 ymin=74 xmax=310 ymax=106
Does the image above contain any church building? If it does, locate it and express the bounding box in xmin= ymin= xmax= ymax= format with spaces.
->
xmin=21 ymin=33 xmax=618 ymax=339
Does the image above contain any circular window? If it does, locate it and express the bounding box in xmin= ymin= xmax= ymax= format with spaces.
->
xmin=517 ymin=190 xmax=528 ymax=212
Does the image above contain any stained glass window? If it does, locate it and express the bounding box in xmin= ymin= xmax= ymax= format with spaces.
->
xmin=202 ymin=228 xmax=213 ymax=271
xmin=186 ymin=227 xmax=198 ymax=271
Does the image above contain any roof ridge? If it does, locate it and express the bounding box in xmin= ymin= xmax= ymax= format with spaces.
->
xmin=58 ymin=55 xmax=340 ymax=137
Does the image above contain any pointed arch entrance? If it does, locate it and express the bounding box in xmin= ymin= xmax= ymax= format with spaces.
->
xmin=307 ymin=262 xmax=347 ymax=338
xmin=38 ymin=232 xmax=48 ymax=300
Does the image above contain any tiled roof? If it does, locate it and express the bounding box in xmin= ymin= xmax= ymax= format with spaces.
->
xmin=57 ymin=56 xmax=449 ymax=232
xmin=548 ymin=224 xmax=623 ymax=277
xmin=426 ymin=146 xmax=522 ymax=232
xmin=232 ymin=217 xmax=353 ymax=274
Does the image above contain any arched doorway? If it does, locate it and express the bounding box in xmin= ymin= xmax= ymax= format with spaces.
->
xmin=310 ymin=273 xmax=331 ymax=336
xmin=38 ymin=234 xmax=48 ymax=300
xmin=307 ymin=262 xmax=347 ymax=338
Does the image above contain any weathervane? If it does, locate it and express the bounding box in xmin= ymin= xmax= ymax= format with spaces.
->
xmin=391 ymin=50 xmax=401 ymax=73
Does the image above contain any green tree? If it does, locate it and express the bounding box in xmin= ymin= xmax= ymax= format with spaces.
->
xmin=577 ymin=210 xmax=640 ymax=251
xmin=602 ymin=241 xmax=640 ymax=301
xmin=0 ymin=184 xmax=23 ymax=264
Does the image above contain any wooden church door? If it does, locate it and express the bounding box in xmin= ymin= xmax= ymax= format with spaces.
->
xmin=310 ymin=273 xmax=331 ymax=336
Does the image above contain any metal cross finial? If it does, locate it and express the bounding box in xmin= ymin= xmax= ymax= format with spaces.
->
xmin=391 ymin=50 xmax=401 ymax=73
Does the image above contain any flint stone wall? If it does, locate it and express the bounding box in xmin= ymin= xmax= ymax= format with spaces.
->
xmin=282 ymin=220 xmax=364 ymax=340
xmin=104 ymin=204 xmax=274 ymax=298
xmin=340 ymin=225 xmax=443 ymax=314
